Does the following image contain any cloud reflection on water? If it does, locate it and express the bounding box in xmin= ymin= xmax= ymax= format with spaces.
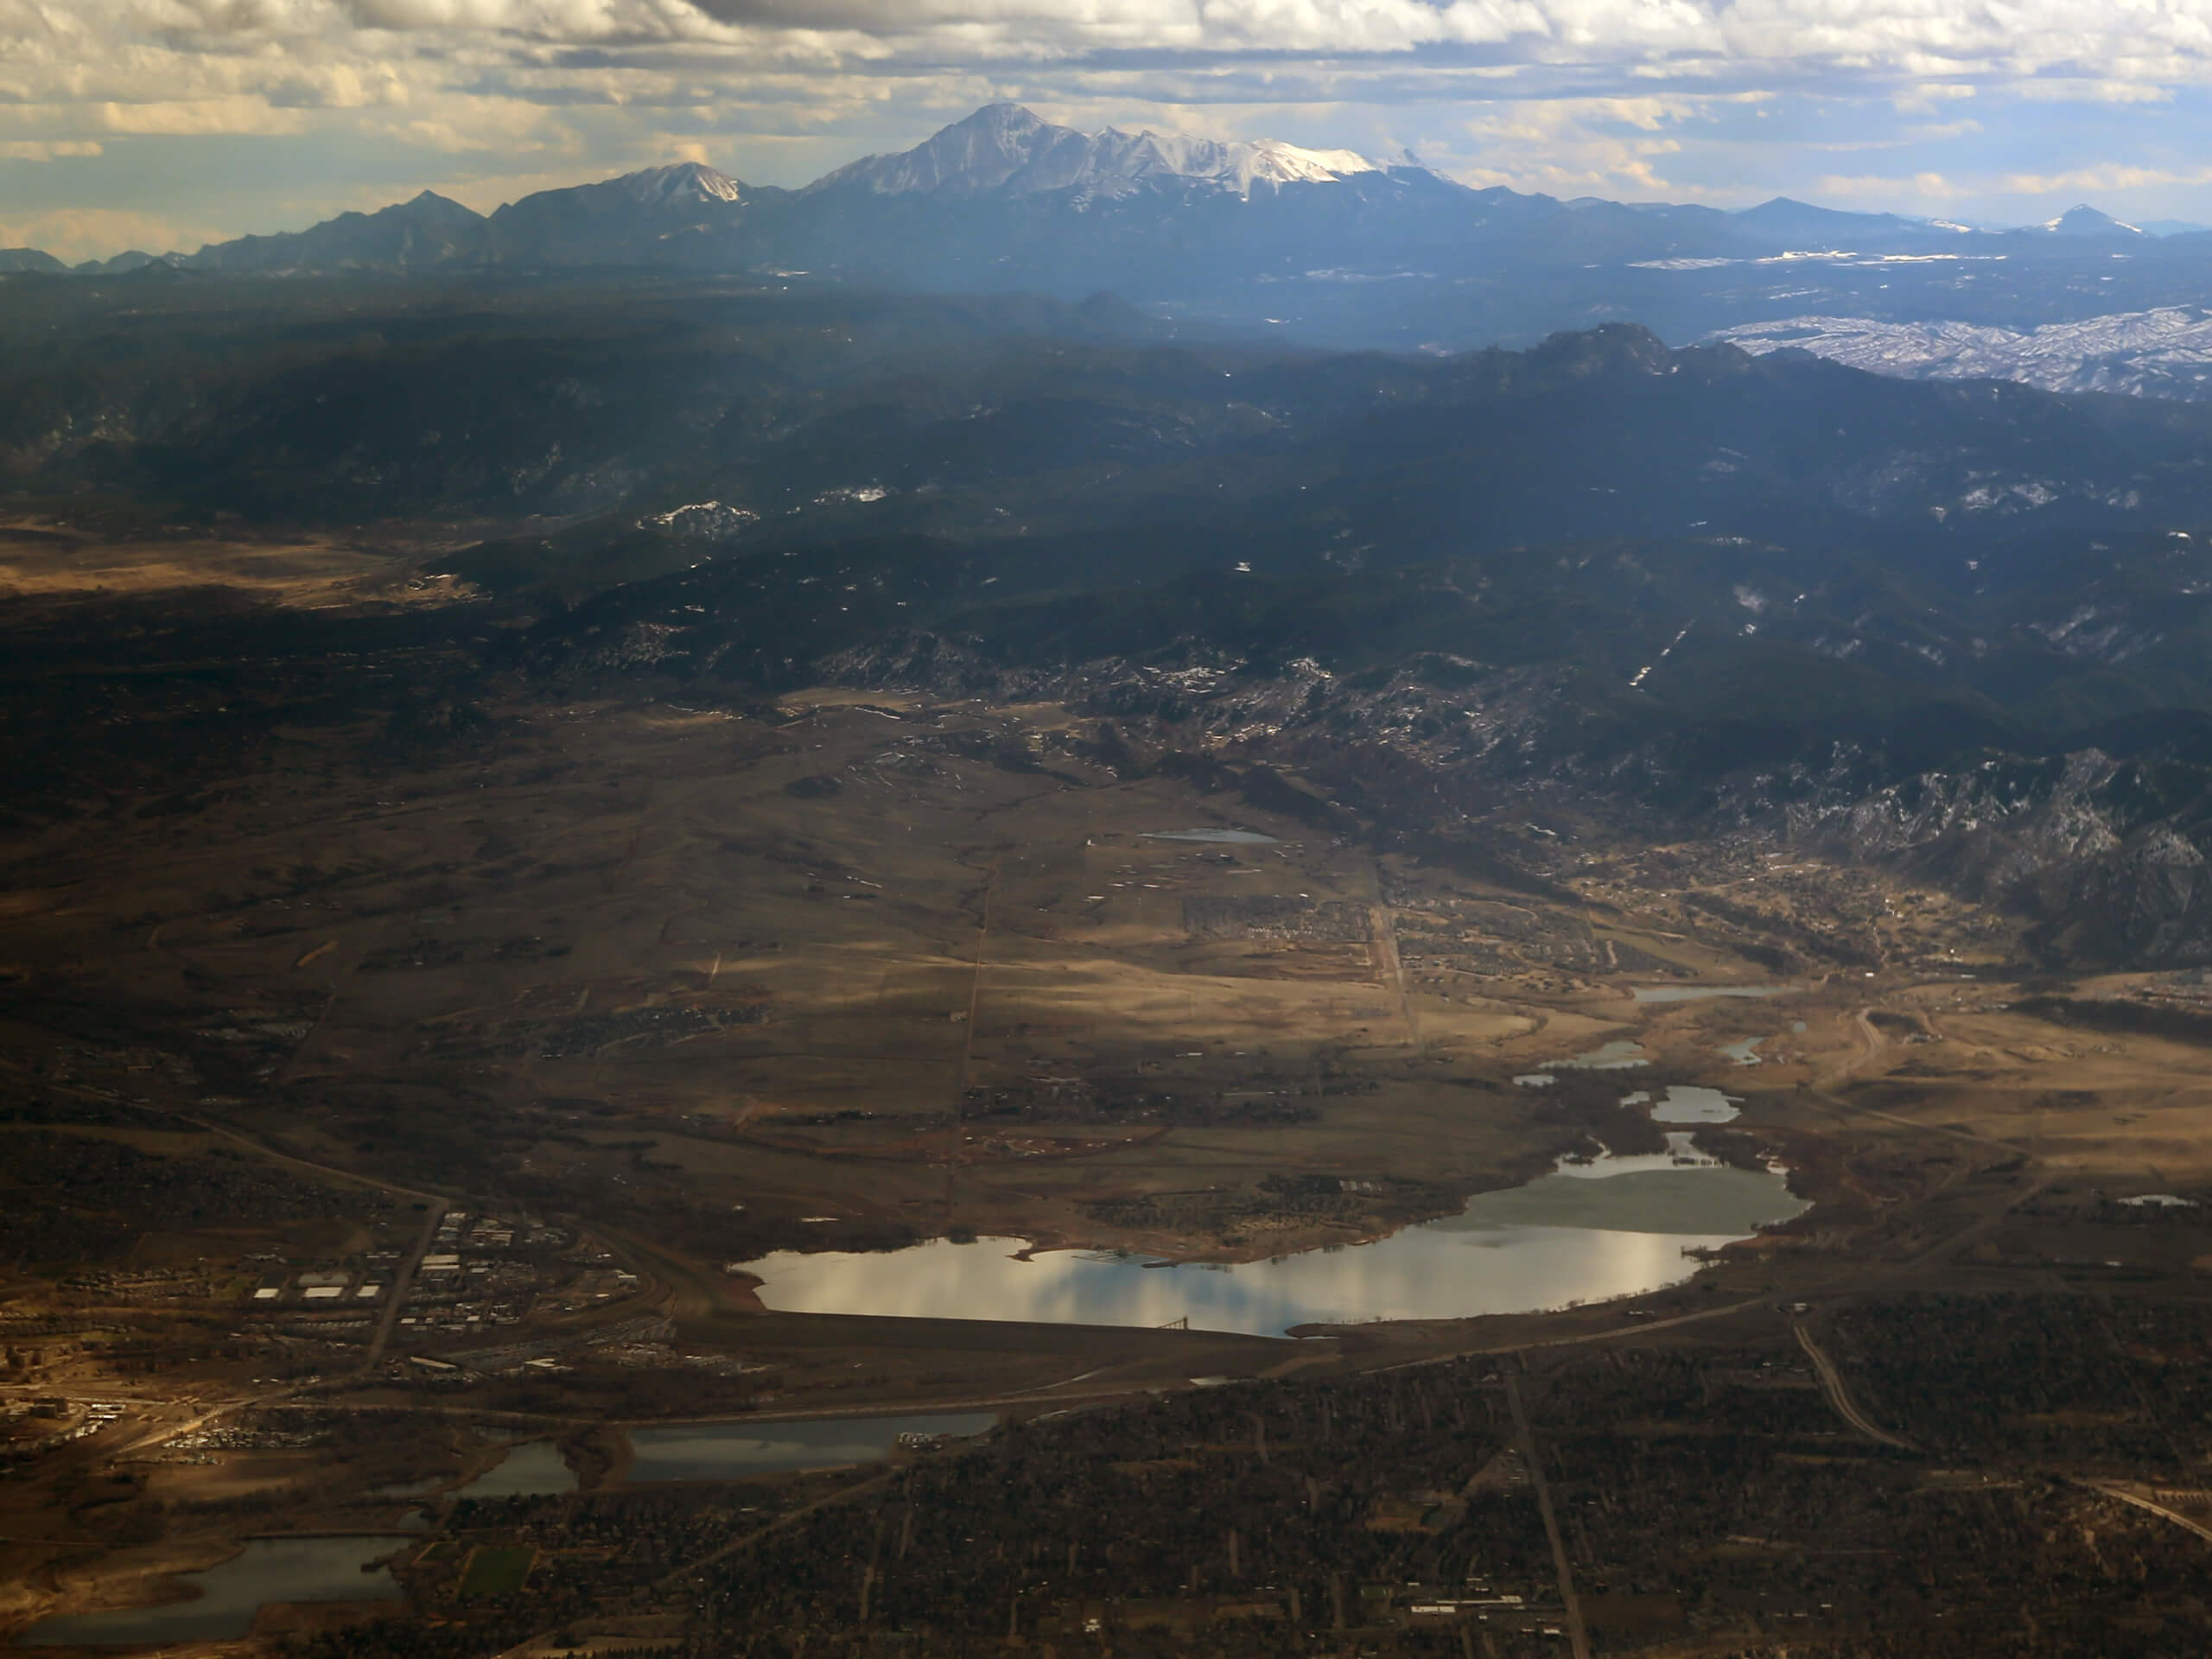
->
xmin=747 ymin=1153 xmax=1807 ymax=1337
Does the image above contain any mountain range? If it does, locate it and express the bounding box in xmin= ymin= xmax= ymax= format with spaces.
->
xmin=7 ymin=104 xmax=2208 ymax=359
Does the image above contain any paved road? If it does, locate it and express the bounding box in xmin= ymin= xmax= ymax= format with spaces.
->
xmin=1506 ymin=1373 xmax=1591 ymax=1659
xmin=149 ymin=1101 xmax=454 ymax=1379
xmin=365 ymin=1197 xmax=450 ymax=1368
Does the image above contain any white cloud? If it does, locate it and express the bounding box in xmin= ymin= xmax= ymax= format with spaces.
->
xmin=1441 ymin=92 xmax=1726 ymax=197
xmin=32 ymin=0 xmax=2212 ymax=81
xmin=0 ymin=205 xmax=229 ymax=259
xmin=1998 ymin=161 xmax=2212 ymax=194
xmin=13 ymin=0 xmax=2212 ymax=254
xmin=0 ymin=139 xmax=104 ymax=159
xmin=95 ymin=96 xmax=312 ymax=132
xmin=2012 ymin=76 xmax=2175 ymax=103
xmin=1816 ymin=170 xmax=1967 ymax=201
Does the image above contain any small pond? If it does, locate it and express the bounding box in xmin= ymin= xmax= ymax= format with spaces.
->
xmin=1517 ymin=1041 xmax=1646 ymax=1085
xmin=741 ymin=1148 xmax=1807 ymax=1338
xmin=369 ymin=1471 xmax=457 ymax=1500
xmin=17 ymin=1536 xmax=409 ymax=1647
xmin=1549 ymin=1039 xmax=1648 ymax=1071
xmin=1718 ymin=1037 xmax=1764 ymax=1066
xmin=1643 ymin=1085 xmax=1741 ymax=1124
xmin=452 ymin=1440 xmax=575 ymax=1499
xmin=626 ymin=1413 xmax=999 ymax=1483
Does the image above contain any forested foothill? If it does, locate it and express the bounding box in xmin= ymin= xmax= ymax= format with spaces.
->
xmin=10 ymin=268 xmax=2212 ymax=1658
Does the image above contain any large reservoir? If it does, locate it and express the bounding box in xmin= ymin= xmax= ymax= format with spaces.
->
xmin=742 ymin=1138 xmax=1805 ymax=1337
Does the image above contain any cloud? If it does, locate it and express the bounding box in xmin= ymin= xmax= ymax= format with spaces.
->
xmin=1439 ymin=92 xmax=1725 ymax=197
xmin=41 ymin=0 xmax=2212 ymax=84
xmin=96 ymin=97 xmax=312 ymax=133
xmin=1815 ymin=170 xmax=1966 ymax=201
xmin=0 ymin=204 xmax=228 ymax=260
xmin=0 ymin=139 xmax=104 ymax=159
xmin=264 ymin=60 xmax=412 ymax=108
xmin=1814 ymin=157 xmax=2212 ymax=213
xmin=1997 ymin=161 xmax=2212 ymax=194
xmin=2012 ymin=77 xmax=2175 ymax=104
xmin=10 ymin=0 xmax=2212 ymax=256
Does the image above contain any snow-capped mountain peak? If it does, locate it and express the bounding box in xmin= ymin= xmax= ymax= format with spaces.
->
xmin=616 ymin=162 xmax=744 ymax=207
xmin=807 ymin=103 xmax=1411 ymax=200
xmin=1092 ymin=130 xmax=1388 ymax=191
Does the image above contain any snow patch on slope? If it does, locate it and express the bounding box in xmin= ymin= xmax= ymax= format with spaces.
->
xmin=1711 ymin=308 xmax=2212 ymax=401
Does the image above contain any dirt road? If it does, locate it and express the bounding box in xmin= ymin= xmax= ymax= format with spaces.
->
xmin=1794 ymin=1323 xmax=1914 ymax=1450
xmin=2085 ymin=1481 xmax=2212 ymax=1545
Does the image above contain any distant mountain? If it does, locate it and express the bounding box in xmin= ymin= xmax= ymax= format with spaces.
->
xmin=188 ymin=190 xmax=485 ymax=272
xmin=482 ymin=162 xmax=772 ymax=267
xmin=4 ymin=248 xmax=215 ymax=276
xmin=1732 ymin=197 xmax=1961 ymax=243
xmin=806 ymin=102 xmax=1413 ymax=200
xmin=2024 ymin=204 xmax=2147 ymax=239
xmin=10 ymin=102 xmax=2016 ymax=299
xmin=74 ymin=251 xmax=171 ymax=275
xmin=15 ymin=105 xmax=2212 ymax=361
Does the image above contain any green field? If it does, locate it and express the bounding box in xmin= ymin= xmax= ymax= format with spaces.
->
xmin=460 ymin=1545 xmax=537 ymax=1597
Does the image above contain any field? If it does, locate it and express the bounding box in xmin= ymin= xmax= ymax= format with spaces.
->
xmin=458 ymin=1546 xmax=538 ymax=1598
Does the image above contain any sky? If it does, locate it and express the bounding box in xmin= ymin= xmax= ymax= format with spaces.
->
xmin=10 ymin=0 xmax=2212 ymax=260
